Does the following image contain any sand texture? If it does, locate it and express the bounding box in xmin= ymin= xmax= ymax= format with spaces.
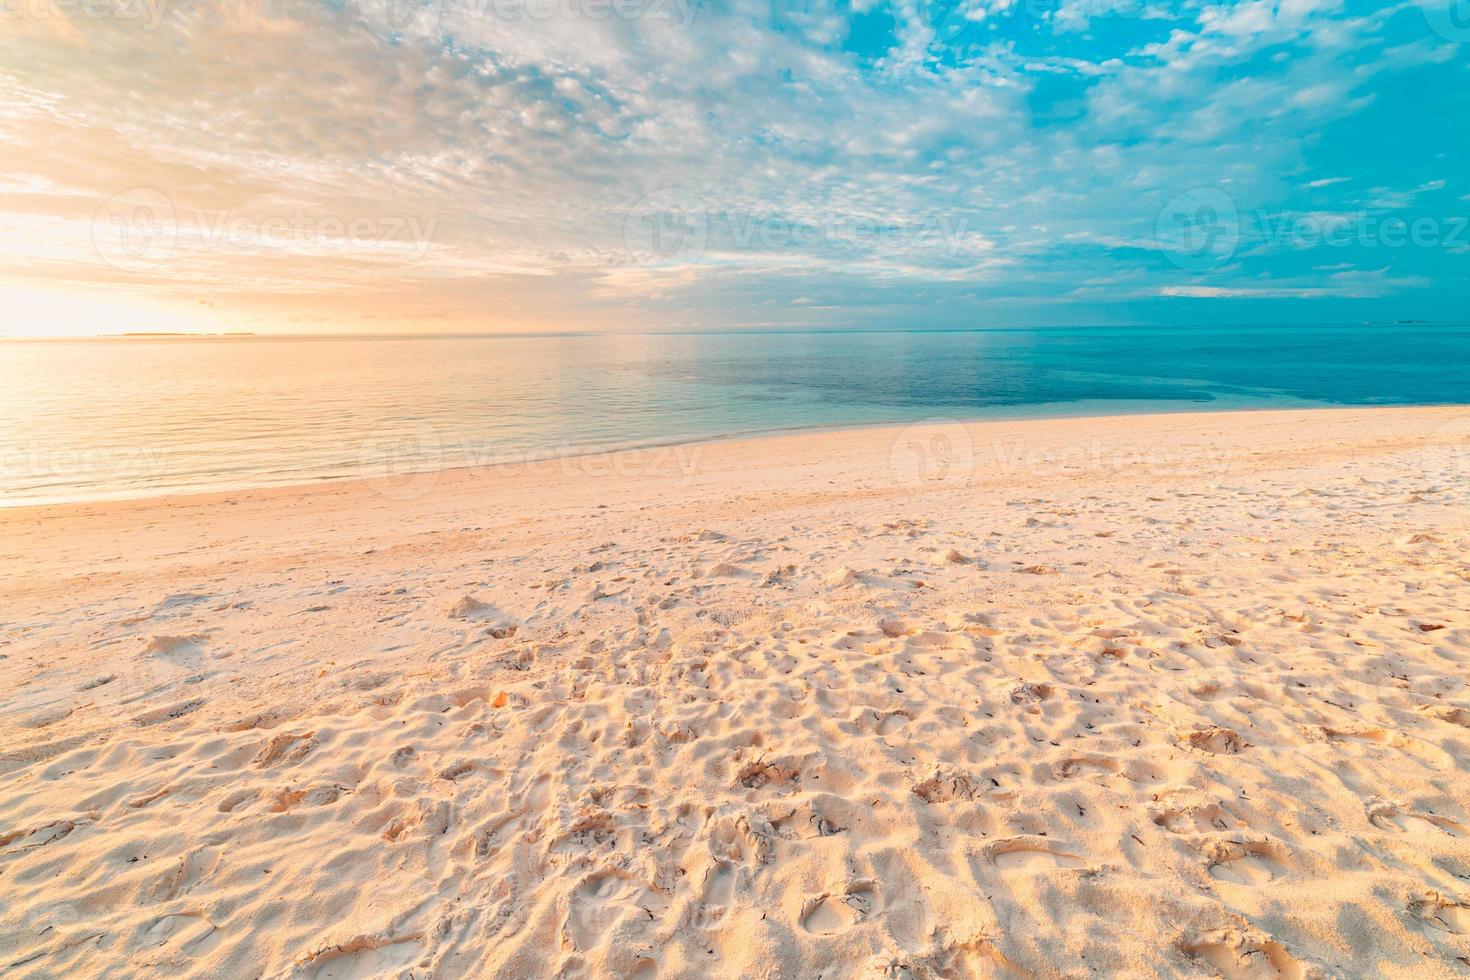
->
xmin=2 ymin=407 xmax=1469 ymax=978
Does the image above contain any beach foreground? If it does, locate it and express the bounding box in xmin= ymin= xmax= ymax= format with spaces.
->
xmin=3 ymin=407 xmax=1469 ymax=978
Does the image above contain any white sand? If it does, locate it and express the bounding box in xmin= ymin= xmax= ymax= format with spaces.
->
xmin=2 ymin=407 xmax=1469 ymax=978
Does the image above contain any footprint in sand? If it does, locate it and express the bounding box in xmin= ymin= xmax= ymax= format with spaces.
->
xmin=1182 ymin=726 xmax=1248 ymax=755
xmin=1317 ymin=726 xmax=1454 ymax=770
xmin=1368 ymin=800 xmax=1464 ymax=837
xmin=628 ymin=958 xmax=660 ymax=980
xmin=912 ymin=768 xmax=975 ymax=804
xmin=986 ymin=839 xmax=1089 ymax=872
xmin=447 ymin=595 xmax=520 ymax=636
xmin=800 ymin=881 xmax=881 ymax=935
xmin=1052 ymin=755 xmax=1120 ymax=780
xmin=132 ymin=698 xmax=204 ymax=727
xmin=1408 ymin=893 xmax=1470 ymax=935
xmin=142 ymin=634 xmax=208 ymax=662
xmin=296 ymin=937 xmax=422 ymax=980
xmin=805 ymin=899 xmax=852 ymax=940
xmin=139 ymin=911 xmax=223 ymax=958
xmin=252 ymin=730 xmax=316 ymax=768
xmin=566 ymin=872 xmax=667 ymax=951
xmin=0 ymin=819 xmax=76 ymax=853
xmin=1206 ymin=841 xmax=1288 ymax=886
xmin=844 ymin=881 xmax=881 ymax=917
xmin=693 ymin=862 xmax=737 ymax=927
xmin=1008 ymin=681 xmax=1053 ymax=707
xmin=1419 ymin=704 xmax=1470 ymax=729
xmin=1180 ymin=930 xmax=1305 ymax=980
xmin=993 ymin=848 xmax=1088 ymax=872
xmin=148 ymin=848 xmax=222 ymax=902
xmin=769 ymin=796 xmax=849 ymax=838
xmin=217 ymin=788 xmax=257 ymax=814
xmin=876 ymin=710 xmax=911 ymax=736
xmin=1152 ymin=801 xmax=1245 ymax=835
xmin=908 ymin=933 xmax=1026 ymax=978
xmin=878 ymin=618 xmax=919 ymax=638
xmin=1208 ymin=853 xmax=1278 ymax=886
xmin=737 ymin=759 xmax=799 ymax=790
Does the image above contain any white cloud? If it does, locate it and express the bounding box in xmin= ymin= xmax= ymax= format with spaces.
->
xmin=0 ymin=0 xmax=1459 ymax=332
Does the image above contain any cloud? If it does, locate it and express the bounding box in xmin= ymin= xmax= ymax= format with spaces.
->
xmin=1159 ymin=267 xmax=1430 ymax=300
xmin=0 ymin=0 xmax=1466 ymax=334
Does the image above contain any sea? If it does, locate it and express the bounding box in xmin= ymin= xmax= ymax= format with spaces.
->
xmin=3 ymin=324 xmax=1467 ymax=507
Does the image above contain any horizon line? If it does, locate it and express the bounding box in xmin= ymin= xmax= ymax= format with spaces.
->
xmin=0 ymin=320 xmax=1456 ymax=342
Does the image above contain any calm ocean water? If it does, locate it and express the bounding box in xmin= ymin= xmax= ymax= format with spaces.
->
xmin=4 ymin=325 xmax=1468 ymax=507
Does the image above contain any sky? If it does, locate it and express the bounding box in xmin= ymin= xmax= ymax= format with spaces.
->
xmin=1 ymin=0 xmax=1467 ymax=336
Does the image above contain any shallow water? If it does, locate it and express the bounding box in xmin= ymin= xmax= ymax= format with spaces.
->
xmin=3 ymin=324 xmax=1467 ymax=506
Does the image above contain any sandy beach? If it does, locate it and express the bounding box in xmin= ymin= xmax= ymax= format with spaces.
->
xmin=2 ymin=406 xmax=1469 ymax=978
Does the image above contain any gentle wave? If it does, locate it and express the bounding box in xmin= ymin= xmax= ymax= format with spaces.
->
xmin=3 ymin=325 xmax=1467 ymax=506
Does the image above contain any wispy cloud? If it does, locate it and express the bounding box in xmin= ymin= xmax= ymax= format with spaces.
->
xmin=0 ymin=0 xmax=1466 ymax=334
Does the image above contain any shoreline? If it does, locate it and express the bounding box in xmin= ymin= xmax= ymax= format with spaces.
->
xmin=4 ymin=402 xmax=1466 ymax=518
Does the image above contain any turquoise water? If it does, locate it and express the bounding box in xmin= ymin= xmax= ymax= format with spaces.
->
xmin=2 ymin=324 xmax=1467 ymax=506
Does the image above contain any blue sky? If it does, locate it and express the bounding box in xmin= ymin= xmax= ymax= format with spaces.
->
xmin=1 ymin=0 xmax=1467 ymax=333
